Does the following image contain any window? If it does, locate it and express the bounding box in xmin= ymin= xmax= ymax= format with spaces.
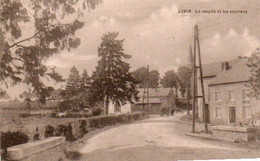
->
xmin=215 ymin=91 xmax=221 ymax=101
xmin=228 ymin=90 xmax=236 ymax=101
xmin=215 ymin=107 xmax=221 ymax=118
xmin=243 ymin=105 xmax=252 ymax=118
xmin=243 ymin=89 xmax=250 ymax=100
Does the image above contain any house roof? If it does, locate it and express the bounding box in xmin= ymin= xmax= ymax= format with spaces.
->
xmin=202 ymin=59 xmax=240 ymax=77
xmin=209 ymin=58 xmax=250 ymax=86
xmin=137 ymin=88 xmax=173 ymax=98
xmin=135 ymin=98 xmax=161 ymax=104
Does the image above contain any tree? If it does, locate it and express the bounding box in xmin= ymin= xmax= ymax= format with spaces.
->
xmin=247 ymin=48 xmax=260 ymax=97
xmin=149 ymin=70 xmax=160 ymax=88
xmin=65 ymin=66 xmax=81 ymax=97
xmin=81 ymin=68 xmax=91 ymax=91
xmin=91 ymin=31 xmax=139 ymax=114
xmin=177 ymin=66 xmax=192 ymax=98
xmin=132 ymin=67 xmax=160 ymax=88
xmin=160 ymin=70 xmax=178 ymax=89
xmin=0 ymin=0 xmax=102 ymax=104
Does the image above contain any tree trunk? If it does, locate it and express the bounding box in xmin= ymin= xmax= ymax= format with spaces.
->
xmin=104 ymin=95 xmax=109 ymax=115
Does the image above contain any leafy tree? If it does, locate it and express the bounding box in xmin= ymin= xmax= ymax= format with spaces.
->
xmin=177 ymin=66 xmax=192 ymax=98
xmin=149 ymin=70 xmax=160 ymax=88
xmin=91 ymin=31 xmax=139 ymax=114
xmin=65 ymin=66 xmax=81 ymax=97
xmin=161 ymin=70 xmax=178 ymax=89
xmin=0 ymin=0 xmax=102 ymax=104
xmin=132 ymin=67 xmax=160 ymax=88
xmin=247 ymin=48 xmax=260 ymax=97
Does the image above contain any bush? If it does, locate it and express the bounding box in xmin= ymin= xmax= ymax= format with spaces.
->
xmin=65 ymin=149 xmax=82 ymax=160
xmin=45 ymin=125 xmax=55 ymax=138
xmin=79 ymin=120 xmax=88 ymax=137
xmin=1 ymin=131 xmax=29 ymax=150
xmin=55 ymin=124 xmax=67 ymax=136
xmin=57 ymin=99 xmax=75 ymax=112
xmin=92 ymin=107 xmax=101 ymax=116
xmin=19 ymin=113 xmax=30 ymax=118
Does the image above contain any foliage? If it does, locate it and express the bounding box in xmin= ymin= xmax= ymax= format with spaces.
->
xmin=81 ymin=68 xmax=91 ymax=92
xmin=57 ymin=99 xmax=75 ymax=112
xmin=160 ymin=70 xmax=178 ymax=89
xmin=247 ymin=48 xmax=260 ymax=97
xmin=65 ymin=66 xmax=81 ymax=97
xmin=90 ymin=31 xmax=139 ymax=114
xmin=177 ymin=66 xmax=192 ymax=98
xmin=92 ymin=107 xmax=102 ymax=116
xmin=65 ymin=149 xmax=82 ymax=160
xmin=45 ymin=125 xmax=55 ymax=137
xmin=0 ymin=0 xmax=102 ymax=104
xmin=132 ymin=67 xmax=160 ymax=88
xmin=1 ymin=131 xmax=29 ymax=150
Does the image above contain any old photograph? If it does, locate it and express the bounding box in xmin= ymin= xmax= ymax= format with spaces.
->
xmin=1 ymin=0 xmax=260 ymax=160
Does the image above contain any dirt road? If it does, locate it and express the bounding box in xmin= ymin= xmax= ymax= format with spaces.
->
xmin=80 ymin=114 xmax=260 ymax=161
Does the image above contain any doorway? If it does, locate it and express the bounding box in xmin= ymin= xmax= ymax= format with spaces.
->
xmin=229 ymin=107 xmax=236 ymax=123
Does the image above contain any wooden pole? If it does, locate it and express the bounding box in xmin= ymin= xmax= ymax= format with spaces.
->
xmin=196 ymin=25 xmax=208 ymax=133
xmin=147 ymin=65 xmax=149 ymax=112
xmin=192 ymin=26 xmax=197 ymax=133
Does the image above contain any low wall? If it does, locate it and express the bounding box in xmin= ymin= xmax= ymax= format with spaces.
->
xmin=212 ymin=126 xmax=257 ymax=142
xmin=7 ymin=137 xmax=65 ymax=161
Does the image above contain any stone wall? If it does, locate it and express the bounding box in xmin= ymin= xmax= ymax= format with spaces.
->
xmin=212 ymin=126 xmax=257 ymax=142
xmin=7 ymin=137 xmax=65 ymax=161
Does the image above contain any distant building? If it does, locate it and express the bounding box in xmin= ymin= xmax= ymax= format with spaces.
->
xmin=132 ymin=88 xmax=176 ymax=114
xmin=197 ymin=58 xmax=260 ymax=125
xmin=108 ymin=102 xmax=131 ymax=114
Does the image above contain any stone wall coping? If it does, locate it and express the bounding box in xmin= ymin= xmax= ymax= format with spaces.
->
xmin=212 ymin=126 xmax=256 ymax=132
xmin=7 ymin=136 xmax=65 ymax=160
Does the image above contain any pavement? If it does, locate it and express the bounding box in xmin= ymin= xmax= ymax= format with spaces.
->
xmin=79 ymin=113 xmax=260 ymax=161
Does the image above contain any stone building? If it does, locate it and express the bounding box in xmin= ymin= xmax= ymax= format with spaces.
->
xmin=197 ymin=58 xmax=260 ymax=125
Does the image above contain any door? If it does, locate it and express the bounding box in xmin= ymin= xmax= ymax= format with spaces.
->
xmin=229 ymin=107 xmax=236 ymax=123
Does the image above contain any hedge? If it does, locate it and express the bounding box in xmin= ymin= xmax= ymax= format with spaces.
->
xmin=48 ymin=112 xmax=145 ymax=141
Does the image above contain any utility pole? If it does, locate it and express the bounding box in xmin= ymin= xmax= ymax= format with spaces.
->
xmin=196 ymin=25 xmax=208 ymax=133
xmin=192 ymin=25 xmax=208 ymax=134
xmin=192 ymin=26 xmax=197 ymax=133
xmin=142 ymin=65 xmax=149 ymax=114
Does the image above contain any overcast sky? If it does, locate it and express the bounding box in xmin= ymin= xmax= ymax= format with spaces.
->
xmin=4 ymin=0 xmax=260 ymax=99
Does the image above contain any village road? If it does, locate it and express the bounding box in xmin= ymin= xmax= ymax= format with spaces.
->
xmin=80 ymin=114 xmax=260 ymax=161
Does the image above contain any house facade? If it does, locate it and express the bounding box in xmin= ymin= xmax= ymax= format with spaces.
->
xmin=197 ymin=58 xmax=244 ymax=122
xmin=132 ymin=88 xmax=176 ymax=114
xmin=198 ymin=58 xmax=260 ymax=125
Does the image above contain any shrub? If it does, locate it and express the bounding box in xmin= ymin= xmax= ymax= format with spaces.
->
xmin=92 ymin=107 xmax=101 ymax=116
xmin=55 ymin=124 xmax=68 ymax=136
xmin=65 ymin=123 xmax=75 ymax=142
xmin=79 ymin=120 xmax=88 ymax=137
xmin=1 ymin=131 xmax=29 ymax=150
xmin=19 ymin=113 xmax=30 ymax=118
xmin=45 ymin=125 xmax=55 ymax=138
xmin=65 ymin=149 xmax=82 ymax=160
xmin=50 ymin=111 xmax=57 ymax=118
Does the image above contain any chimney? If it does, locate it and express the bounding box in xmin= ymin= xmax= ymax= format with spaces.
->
xmin=221 ymin=62 xmax=230 ymax=71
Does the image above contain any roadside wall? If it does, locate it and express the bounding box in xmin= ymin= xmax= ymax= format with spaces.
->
xmin=7 ymin=137 xmax=65 ymax=161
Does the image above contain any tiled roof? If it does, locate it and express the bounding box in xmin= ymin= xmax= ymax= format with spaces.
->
xmin=209 ymin=58 xmax=250 ymax=86
xmin=202 ymin=59 xmax=240 ymax=77
xmin=137 ymin=88 xmax=173 ymax=98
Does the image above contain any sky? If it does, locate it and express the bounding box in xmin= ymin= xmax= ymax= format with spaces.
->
xmin=3 ymin=0 xmax=260 ymax=99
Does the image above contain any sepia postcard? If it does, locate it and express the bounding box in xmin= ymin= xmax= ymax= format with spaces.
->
xmin=1 ymin=0 xmax=260 ymax=161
